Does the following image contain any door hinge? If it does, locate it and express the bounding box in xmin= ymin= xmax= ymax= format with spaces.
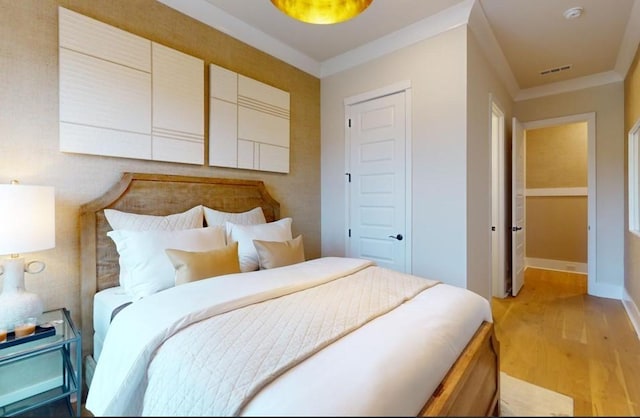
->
xmin=348 ymin=118 xmax=351 ymax=128
xmin=345 ymin=172 xmax=351 ymax=182
xmin=348 ymin=229 xmax=351 ymax=237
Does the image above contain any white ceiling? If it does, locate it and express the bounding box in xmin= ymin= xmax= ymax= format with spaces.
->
xmin=158 ymin=0 xmax=640 ymax=99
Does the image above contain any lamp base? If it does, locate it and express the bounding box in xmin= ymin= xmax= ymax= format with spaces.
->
xmin=0 ymin=291 xmax=43 ymax=329
xmin=0 ymin=257 xmax=44 ymax=328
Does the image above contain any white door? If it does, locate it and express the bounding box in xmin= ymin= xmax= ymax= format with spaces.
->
xmin=512 ymin=117 xmax=525 ymax=295
xmin=491 ymin=100 xmax=506 ymax=298
xmin=347 ymin=91 xmax=407 ymax=272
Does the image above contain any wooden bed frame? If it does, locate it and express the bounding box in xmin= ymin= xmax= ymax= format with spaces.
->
xmin=79 ymin=172 xmax=500 ymax=416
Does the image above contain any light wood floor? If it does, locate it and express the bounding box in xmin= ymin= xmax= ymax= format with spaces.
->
xmin=492 ymin=268 xmax=640 ymax=416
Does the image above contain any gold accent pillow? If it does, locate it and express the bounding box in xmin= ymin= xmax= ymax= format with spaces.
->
xmin=252 ymin=235 xmax=305 ymax=270
xmin=165 ymin=241 xmax=240 ymax=285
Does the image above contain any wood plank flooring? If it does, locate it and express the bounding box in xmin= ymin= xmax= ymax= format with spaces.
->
xmin=492 ymin=268 xmax=640 ymax=416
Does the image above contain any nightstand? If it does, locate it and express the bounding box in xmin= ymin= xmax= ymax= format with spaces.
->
xmin=0 ymin=308 xmax=82 ymax=417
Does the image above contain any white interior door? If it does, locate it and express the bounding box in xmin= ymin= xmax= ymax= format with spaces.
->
xmin=491 ymin=100 xmax=506 ymax=298
xmin=347 ymin=91 xmax=407 ymax=272
xmin=512 ymin=117 xmax=525 ymax=295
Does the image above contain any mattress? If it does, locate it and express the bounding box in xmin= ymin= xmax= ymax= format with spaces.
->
xmin=92 ymin=286 xmax=133 ymax=361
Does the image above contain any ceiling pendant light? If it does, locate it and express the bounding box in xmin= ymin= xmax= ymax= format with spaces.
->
xmin=271 ymin=0 xmax=373 ymax=24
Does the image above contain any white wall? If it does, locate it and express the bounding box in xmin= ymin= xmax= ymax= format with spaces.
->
xmin=322 ymin=12 xmax=624 ymax=302
xmin=321 ymin=26 xmax=471 ymax=292
xmin=466 ymin=29 xmax=514 ymax=300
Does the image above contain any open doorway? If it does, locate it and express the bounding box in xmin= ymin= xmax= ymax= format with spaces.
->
xmin=491 ymin=111 xmax=596 ymax=298
xmin=513 ymin=113 xmax=596 ymax=296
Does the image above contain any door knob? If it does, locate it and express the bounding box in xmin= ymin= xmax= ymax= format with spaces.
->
xmin=388 ymin=234 xmax=403 ymax=241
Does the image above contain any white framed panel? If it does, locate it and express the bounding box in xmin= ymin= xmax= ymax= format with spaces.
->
xmin=258 ymin=144 xmax=289 ymax=173
xmin=209 ymin=64 xmax=290 ymax=173
xmin=151 ymin=43 xmax=204 ymax=164
xmin=60 ymin=124 xmax=151 ymax=160
xmin=238 ymin=106 xmax=289 ymax=147
xmin=59 ymin=7 xmax=205 ymax=165
xmin=152 ymin=43 xmax=204 ymax=138
xmin=59 ymin=7 xmax=150 ymax=72
xmin=152 ymin=136 xmax=204 ymax=165
xmin=209 ymin=98 xmax=238 ymax=168
xmin=210 ymin=64 xmax=238 ymax=102
xmin=59 ymin=48 xmax=151 ymax=134
xmin=238 ymin=75 xmax=289 ymax=109
xmin=237 ymin=139 xmax=255 ymax=170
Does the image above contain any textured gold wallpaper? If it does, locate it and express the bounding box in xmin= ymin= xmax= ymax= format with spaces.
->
xmin=526 ymin=123 xmax=587 ymax=189
xmin=0 ymin=0 xmax=320 ymax=329
xmin=525 ymin=123 xmax=588 ymax=263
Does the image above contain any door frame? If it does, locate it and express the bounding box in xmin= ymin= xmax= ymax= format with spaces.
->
xmin=343 ymin=80 xmax=413 ymax=272
xmin=520 ymin=112 xmax=597 ymax=292
xmin=490 ymin=95 xmax=507 ymax=298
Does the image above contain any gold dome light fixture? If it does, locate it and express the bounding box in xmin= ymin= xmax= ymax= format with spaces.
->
xmin=271 ymin=0 xmax=373 ymax=24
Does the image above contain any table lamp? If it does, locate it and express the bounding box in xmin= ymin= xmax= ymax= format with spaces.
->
xmin=0 ymin=181 xmax=55 ymax=328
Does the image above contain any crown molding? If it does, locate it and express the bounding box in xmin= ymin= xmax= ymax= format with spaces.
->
xmin=615 ymin=0 xmax=640 ymax=78
xmin=158 ymin=0 xmax=636 ymax=101
xmin=467 ymin=0 xmax=519 ymax=98
xmin=158 ymin=0 xmax=474 ymax=80
xmin=515 ymin=71 xmax=623 ymax=101
xmin=320 ymin=0 xmax=473 ymax=78
xmin=157 ymin=0 xmax=322 ymax=77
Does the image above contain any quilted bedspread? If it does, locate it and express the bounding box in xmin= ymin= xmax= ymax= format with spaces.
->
xmin=143 ymin=264 xmax=437 ymax=416
xmin=86 ymin=257 xmax=492 ymax=416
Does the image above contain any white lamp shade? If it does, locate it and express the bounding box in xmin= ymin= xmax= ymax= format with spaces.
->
xmin=0 ymin=184 xmax=55 ymax=255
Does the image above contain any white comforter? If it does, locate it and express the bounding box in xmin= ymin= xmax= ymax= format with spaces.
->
xmin=86 ymin=257 xmax=492 ymax=417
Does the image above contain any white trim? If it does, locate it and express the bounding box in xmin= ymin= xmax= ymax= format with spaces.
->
xmin=160 ymin=0 xmax=639 ymax=100
xmin=628 ymin=118 xmax=640 ymax=235
xmin=490 ymin=95 xmax=507 ymax=297
xmin=344 ymin=80 xmax=411 ymax=106
xmin=614 ymin=0 xmax=640 ymax=80
xmin=158 ymin=0 xmax=473 ymax=79
xmin=404 ymin=88 xmax=413 ymax=274
xmin=468 ymin=2 xmax=519 ymax=98
xmin=522 ymin=113 xmax=597 ymax=296
xmin=515 ymin=71 xmax=622 ymax=101
xmin=157 ymin=0 xmax=321 ymax=77
xmin=344 ymin=81 xmax=413 ymax=273
xmin=623 ymin=287 xmax=640 ymax=339
xmin=525 ymin=187 xmax=588 ymax=197
xmin=525 ymin=257 xmax=587 ymax=274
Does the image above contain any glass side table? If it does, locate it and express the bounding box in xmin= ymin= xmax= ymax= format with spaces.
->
xmin=0 ymin=308 xmax=82 ymax=417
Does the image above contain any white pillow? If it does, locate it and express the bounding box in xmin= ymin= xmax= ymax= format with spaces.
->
xmin=107 ymin=226 xmax=226 ymax=299
xmin=104 ymin=205 xmax=204 ymax=231
xmin=226 ymin=218 xmax=293 ymax=272
xmin=203 ymin=206 xmax=266 ymax=226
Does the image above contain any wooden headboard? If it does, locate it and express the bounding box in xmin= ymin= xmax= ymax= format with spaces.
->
xmin=79 ymin=172 xmax=280 ymax=358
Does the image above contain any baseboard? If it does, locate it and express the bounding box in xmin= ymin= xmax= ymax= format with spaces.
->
xmin=525 ymin=258 xmax=587 ymax=274
xmin=622 ymin=288 xmax=640 ymax=340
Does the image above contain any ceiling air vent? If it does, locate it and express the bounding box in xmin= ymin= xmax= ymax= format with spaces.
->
xmin=539 ymin=64 xmax=572 ymax=76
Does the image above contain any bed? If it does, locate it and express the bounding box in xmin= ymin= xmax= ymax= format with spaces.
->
xmin=80 ymin=172 xmax=500 ymax=416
